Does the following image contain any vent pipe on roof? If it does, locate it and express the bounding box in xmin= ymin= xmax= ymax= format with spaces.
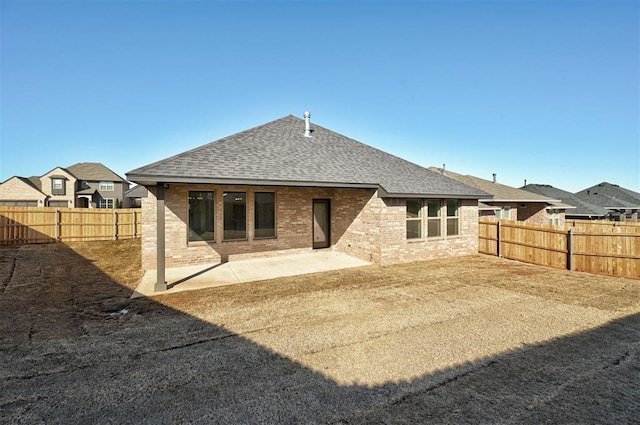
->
xmin=304 ymin=111 xmax=312 ymax=137
xmin=441 ymin=163 xmax=446 ymax=175
xmin=492 ymin=173 xmax=497 ymax=183
xmin=524 ymin=179 xmax=527 ymax=186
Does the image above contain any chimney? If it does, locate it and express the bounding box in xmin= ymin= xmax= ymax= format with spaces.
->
xmin=304 ymin=111 xmax=312 ymax=137
xmin=492 ymin=173 xmax=497 ymax=183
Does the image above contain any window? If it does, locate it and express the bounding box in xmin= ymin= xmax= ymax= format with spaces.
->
xmin=189 ymin=191 xmax=215 ymax=242
xmin=495 ymin=206 xmax=511 ymax=220
xmin=99 ymin=198 xmax=114 ymax=208
xmin=99 ymin=181 xmax=115 ymax=191
xmin=255 ymin=192 xmax=276 ymax=238
xmin=224 ymin=192 xmax=246 ymax=240
xmin=548 ymin=209 xmax=560 ymax=226
xmin=427 ymin=200 xmax=441 ymax=237
xmin=406 ymin=199 xmax=422 ymax=239
xmin=52 ymin=178 xmax=65 ymax=195
xmin=446 ymin=200 xmax=459 ymax=236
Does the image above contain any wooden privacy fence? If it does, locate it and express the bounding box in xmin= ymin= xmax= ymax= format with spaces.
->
xmin=0 ymin=207 xmax=142 ymax=244
xmin=479 ymin=218 xmax=640 ymax=280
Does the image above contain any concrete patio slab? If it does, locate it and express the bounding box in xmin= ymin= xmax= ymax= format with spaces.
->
xmin=132 ymin=250 xmax=371 ymax=298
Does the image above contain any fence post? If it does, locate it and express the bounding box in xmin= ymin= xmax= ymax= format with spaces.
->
xmin=496 ymin=220 xmax=501 ymax=258
xmin=567 ymin=228 xmax=573 ymax=271
xmin=113 ymin=210 xmax=118 ymax=240
xmin=55 ymin=209 xmax=61 ymax=242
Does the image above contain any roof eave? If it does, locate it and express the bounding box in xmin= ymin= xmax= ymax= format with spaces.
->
xmin=605 ymin=205 xmax=640 ymax=210
xmin=377 ymin=186 xmax=484 ymax=199
xmin=126 ymin=174 xmax=380 ymax=190
xmin=480 ymin=198 xmax=562 ymax=203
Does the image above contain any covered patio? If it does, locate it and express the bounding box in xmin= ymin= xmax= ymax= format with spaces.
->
xmin=132 ymin=250 xmax=371 ymax=298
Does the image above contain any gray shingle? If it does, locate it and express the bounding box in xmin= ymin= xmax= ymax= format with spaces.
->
xmin=574 ymin=182 xmax=640 ymax=209
xmin=429 ymin=168 xmax=558 ymax=203
xmin=127 ymin=115 xmax=488 ymax=198
xmin=67 ymin=162 xmax=125 ymax=182
xmin=521 ymin=184 xmax=607 ymax=217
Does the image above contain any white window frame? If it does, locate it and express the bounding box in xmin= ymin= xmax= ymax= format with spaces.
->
xmin=496 ymin=206 xmax=511 ymax=220
xmin=99 ymin=181 xmax=115 ymax=191
xmin=52 ymin=178 xmax=66 ymax=195
xmin=99 ymin=198 xmax=114 ymax=209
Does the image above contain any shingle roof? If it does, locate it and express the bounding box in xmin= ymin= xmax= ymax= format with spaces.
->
xmin=125 ymin=184 xmax=148 ymax=198
xmin=574 ymin=182 xmax=640 ymax=209
xmin=521 ymin=184 xmax=607 ymax=217
xmin=429 ymin=168 xmax=561 ymax=204
xmin=26 ymin=176 xmax=43 ymax=192
xmin=127 ymin=115 xmax=488 ymax=198
xmin=66 ymin=162 xmax=125 ymax=182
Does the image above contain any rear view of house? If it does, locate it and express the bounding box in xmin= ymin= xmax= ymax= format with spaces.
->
xmin=127 ymin=113 xmax=489 ymax=291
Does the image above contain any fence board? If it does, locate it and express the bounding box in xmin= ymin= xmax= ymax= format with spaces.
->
xmin=479 ymin=218 xmax=639 ymax=280
xmin=0 ymin=207 xmax=142 ymax=244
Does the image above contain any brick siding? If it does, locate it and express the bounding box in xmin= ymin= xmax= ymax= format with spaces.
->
xmin=141 ymin=184 xmax=479 ymax=270
xmin=0 ymin=177 xmax=47 ymax=205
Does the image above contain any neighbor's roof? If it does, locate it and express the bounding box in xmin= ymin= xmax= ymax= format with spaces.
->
xmin=429 ymin=168 xmax=563 ymax=205
xmin=125 ymin=184 xmax=148 ymax=198
xmin=26 ymin=176 xmax=43 ymax=192
xmin=127 ymin=115 xmax=489 ymax=198
xmin=0 ymin=176 xmax=46 ymax=195
xmin=574 ymin=182 xmax=640 ymax=210
xmin=521 ymin=184 xmax=607 ymax=217
xmin=66 ymin=162 xmax=125 ymax=182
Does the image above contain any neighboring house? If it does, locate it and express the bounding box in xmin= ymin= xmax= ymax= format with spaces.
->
xmin=123 ymin=184 xmax=148 ymax=208
xmin=127 ymin=113 xmax=489 ymax=290
xmin=0 ymin=176 xmax=48 ymax=206
xmin=40 ymin=166 xmax=77 ymax=208
xmin=429 ymin=167 xmax=573 ymax=226
xmin=0 ymin=162 xmax=127 ymax=208
xmin=574 ymin=182 xmax=640 ymax=222
xmin=521 ymin=184 xmax=610 ymax=220
xmin=66 ymin=162 xmax=127 ymax=208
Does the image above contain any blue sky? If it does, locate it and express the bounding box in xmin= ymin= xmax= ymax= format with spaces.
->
xmin=1 ymin=0 xmax=638 ymax=193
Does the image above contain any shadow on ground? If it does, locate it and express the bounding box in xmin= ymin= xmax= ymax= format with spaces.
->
xmin=0 ymin=242 xmax=638 ymax=424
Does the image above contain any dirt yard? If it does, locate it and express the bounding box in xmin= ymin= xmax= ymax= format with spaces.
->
xmin=1 ymin=240 xmax=639 ymax=424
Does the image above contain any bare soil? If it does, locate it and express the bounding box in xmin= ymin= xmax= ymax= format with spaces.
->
xmin=1 ymin=240 xmax=639 ymax=424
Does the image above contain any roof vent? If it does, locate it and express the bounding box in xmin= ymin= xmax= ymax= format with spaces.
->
xmin=304 ymin=111 xmax=313 ymax=138
xmin=492 ymin=173 xmax=497 ymax=183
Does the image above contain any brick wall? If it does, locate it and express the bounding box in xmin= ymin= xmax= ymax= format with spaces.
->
xmin=41 ymin=168 xmax=76 ymax=208
xmin=0 ymin=177 xmax=47 ymax=205
xmin=141 ymin=184 xmax=480 ymax=270
xmin=517 ymin=202 xmax=550 ymax=224
xmin=378 ymin=198 xmax=479 ymax=265
xmin=142 ymin=185 xmax=380 ymax=270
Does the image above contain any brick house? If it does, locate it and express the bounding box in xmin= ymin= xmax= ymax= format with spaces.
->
xmin=429 ymin=167 xmax=574 ymax=227
xmin=127 ymin=113 xmax=489 ymax=291
xmin=0 ymin=162 xmax=127 ymax=208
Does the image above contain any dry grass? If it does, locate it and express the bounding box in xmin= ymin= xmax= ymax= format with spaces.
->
xmin=1 ymin=241 xmax=639 ymax=424
xmin=64 ymin=238 xmax=142 ymax=290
